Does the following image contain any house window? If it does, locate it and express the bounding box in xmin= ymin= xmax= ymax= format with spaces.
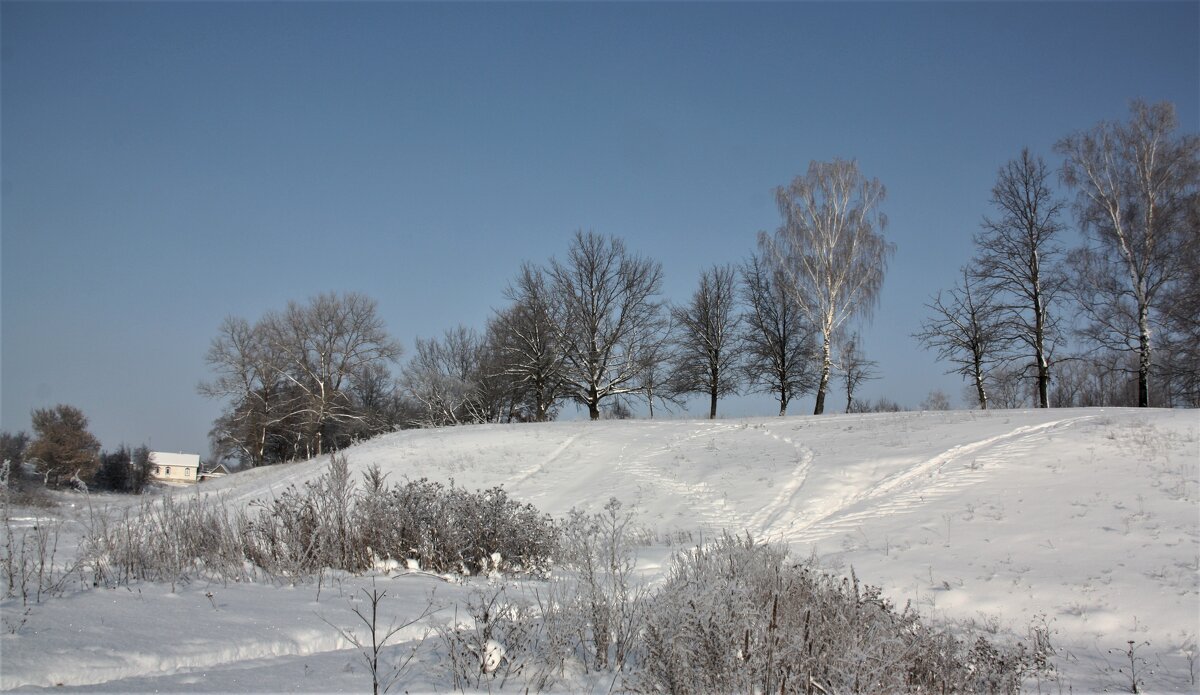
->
xmin=165 ymin=467 xmax=171 ymax=476
xmin=155 ymin=466 xmax=161 ymax=475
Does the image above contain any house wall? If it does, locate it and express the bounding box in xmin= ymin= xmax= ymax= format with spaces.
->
xmin=150 ymin=452 xmax=201 ymax=483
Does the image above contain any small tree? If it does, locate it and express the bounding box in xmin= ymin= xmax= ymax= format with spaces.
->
xmin=548 ymin=231 xmax=666 ymax=420
xmin=760 ymin=159 xmax=895 ymax=414
xmin=0 ymin=431 xmax=29 ymax=469
xmin=914 ymin=268 xmax=1010 ymax=410
xmin=491 ymin=263 xmax=566 ymax=422
xmin=973 ymin=148 xmax=1068 ymax=408
xmin=739 ymin=255 xmax=818 ymax=416
xmin=838 ymin=333 xmax=878 ymax=414
xmin=26 ymin=405 xmax=101 ymax=487
xmin=669 ymin=265 xmax=742 ymax=419
xmin=400 ymin=326 xmax=489 ymax=427
xmin=95 ymin=446 xmax=131 ymax=492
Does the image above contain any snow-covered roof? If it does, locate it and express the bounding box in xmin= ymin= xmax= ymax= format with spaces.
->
xmin=150 ymin=452 xmax=200 ymax=469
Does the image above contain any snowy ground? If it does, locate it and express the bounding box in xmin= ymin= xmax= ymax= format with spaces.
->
xmin=2 ymin=407 xmax=1197 ymax=692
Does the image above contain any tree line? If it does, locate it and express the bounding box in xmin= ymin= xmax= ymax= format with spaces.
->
xmin=1 ymin=405 xmax=152 ymax=493
xmin=197 ymin=156 xmax=897 ymax=468
xmin=5 ymin=101 xmax=1191 ymax=481
xmin=196 ymin=101 xmax=1197 ymax=468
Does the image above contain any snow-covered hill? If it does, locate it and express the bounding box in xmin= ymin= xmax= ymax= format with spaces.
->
xmin=2 ymin=408 xmax=1197 ymax=692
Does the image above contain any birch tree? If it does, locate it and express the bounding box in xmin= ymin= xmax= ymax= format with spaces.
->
xmin=914 ymin=268 xmax=1008 ymax=410
xmin=1056 ymin=100 xmax=1200 ymax=407
xmin=739 ymin=255 xmax=817 ymax=416
xmin=548 ymin=230 xmax=665 ymax=420
xmin=760 ymin=159 xmax=894 ymax=414
xmin=668 ymin=264 xmax=742 ymax=419
xmin=973 ymin=148 xmax=1067 ymax=408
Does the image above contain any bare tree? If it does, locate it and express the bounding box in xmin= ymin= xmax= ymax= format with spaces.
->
xmin=1056 ymin=100 xmax=1200 ymax=407
xmin=914 ymin=268 xmax=1009 ymax=410
xmin=548 ymin=231 xmax=666 ymax=420
xmin=739 ymin=255 xmax=818 ymax=416
xmin=202 ymin=293 xmax=401 ymax=464
xmin=973 ymin=148 xmax=1067 ymax=408
xmin=760 ymin=159 xmax=895 ymax=414
xmin=199 ymin=316 xmax=292 ymax=467
xmin=668 ymin=265 xmax=742 ymax=419
xmin=263 ymin=293 xmax=402 ymax=456
xmin=400 ymin=326 xmax=488 ymax=427
xmin=837 ymin=333 xmax=877 ymax=414
xmin=490 ymin=263 xmax=565 ymax=422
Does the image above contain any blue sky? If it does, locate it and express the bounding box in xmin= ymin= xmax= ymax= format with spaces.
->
xmin=2 ymin=2 xmax=1197 ymax=457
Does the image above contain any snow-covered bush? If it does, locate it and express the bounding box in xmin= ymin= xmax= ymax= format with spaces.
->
xmin=85 ymin=494 xmax=251 ymax=587
xmin=353 ymin=464 xmax=556 ymax=576
xmin=635 ymin=532 xmax=1054 ymax=694
xmin=439 ymin=582 xmax=536 ymax=690
xmin=83 ymin=455 xmax=559 ymax=584
xmin=552 ymin=498 xmax=644 ymax=672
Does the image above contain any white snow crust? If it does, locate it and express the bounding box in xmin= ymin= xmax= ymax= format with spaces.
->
xmin=1 ymin=407 xmax=1196 ymax=692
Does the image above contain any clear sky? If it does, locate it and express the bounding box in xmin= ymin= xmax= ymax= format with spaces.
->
xmin=3 ymin=2 xmax=1197 ymax=457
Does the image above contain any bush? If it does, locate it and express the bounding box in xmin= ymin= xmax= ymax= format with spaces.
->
xmin=635 ymin=533 xmax=1054 ymax=694
xmin=82 ymin=454 xmax=559 ymax=584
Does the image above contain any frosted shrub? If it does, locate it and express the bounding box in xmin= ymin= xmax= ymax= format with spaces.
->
xmin=85 ymin=494 xmax=252 ymax=587
xmin=439 ymin=582 xmax=537 ymax=691
xmin=78 ymin=455 xmax=558 ymax=586
xmin=1 ymin=462 xmax=71 ymax=604
xmin=553 ymin=498 xmax=644 ymax=672
xmin=636 ymin=533 xmax=1054 ymax=694
xmin=353 ymin=465 xmax=556 ymax=576
xmin=241 ymin=453 xmax=363 ymax=575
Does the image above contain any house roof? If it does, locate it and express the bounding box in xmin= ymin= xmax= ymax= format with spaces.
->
xmin=150 ymin=452 xmax=200 ymax=468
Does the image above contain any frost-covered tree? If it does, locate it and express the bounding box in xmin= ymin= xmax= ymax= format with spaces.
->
xmin=739 ymin=255 xmax=818 ymax=416
xmin=1056 ymin=100 xmax=1200 ymax=407
xmin=760 ymin=159 xmax=894 ymax=414
xmin=915 ymin=268 xmax=1009 ymax=410
xmin=973 ymin=148 xmax=1067 ymax=408
xmin=400 ymin=326 xmax=489 ymax=427
xmin=200 ymin=316 xmax=292 ymax=468
xmin=548 ymin=231 xmax=666 ymax=420
xmin=26 ymin=404 xmax=101 ymax=487
xmin=263 ymin=293 xmax=402 ymax=455
xmin=490 ymin=263 xmax=565 ymax=422
xmin=201 ymin=293 xmax=402 ymax=465
xmin=668 ymin=265 xmax=742 ymax=419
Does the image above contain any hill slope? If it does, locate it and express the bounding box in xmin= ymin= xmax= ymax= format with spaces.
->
xmin=2 ymin=408 xmax=1197 ymax=692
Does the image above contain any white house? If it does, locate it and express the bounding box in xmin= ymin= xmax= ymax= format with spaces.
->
xmin=149 ymin=452 xmax=201 ymax=484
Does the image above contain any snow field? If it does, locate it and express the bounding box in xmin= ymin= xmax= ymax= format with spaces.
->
xmin=1 ymin=407 xmax=1197 ymax=692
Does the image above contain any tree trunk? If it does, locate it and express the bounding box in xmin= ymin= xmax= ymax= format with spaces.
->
xmin=814 ymin=335 xmax=831 ymax=415
xmin=1034 ymin=286 xmax=1049 ymax=408
xmin=588 ymin=384 xmax=601 ymax=420
xmin=1138 ymin=303 xmax=1152 ymax=407
xmin=709 ymin=388 xmax=718 ymax=420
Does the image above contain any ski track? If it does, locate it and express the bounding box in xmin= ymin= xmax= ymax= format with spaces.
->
xmin=784 ymin=416 xmax=1095 ymax=545
xmin=511 ymin=432 xmax=582 ymax=486
xmin=746 ymin=426 xmax=815 ymax=536
xmin=614 ymin=423 xmax=754 ymax=534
